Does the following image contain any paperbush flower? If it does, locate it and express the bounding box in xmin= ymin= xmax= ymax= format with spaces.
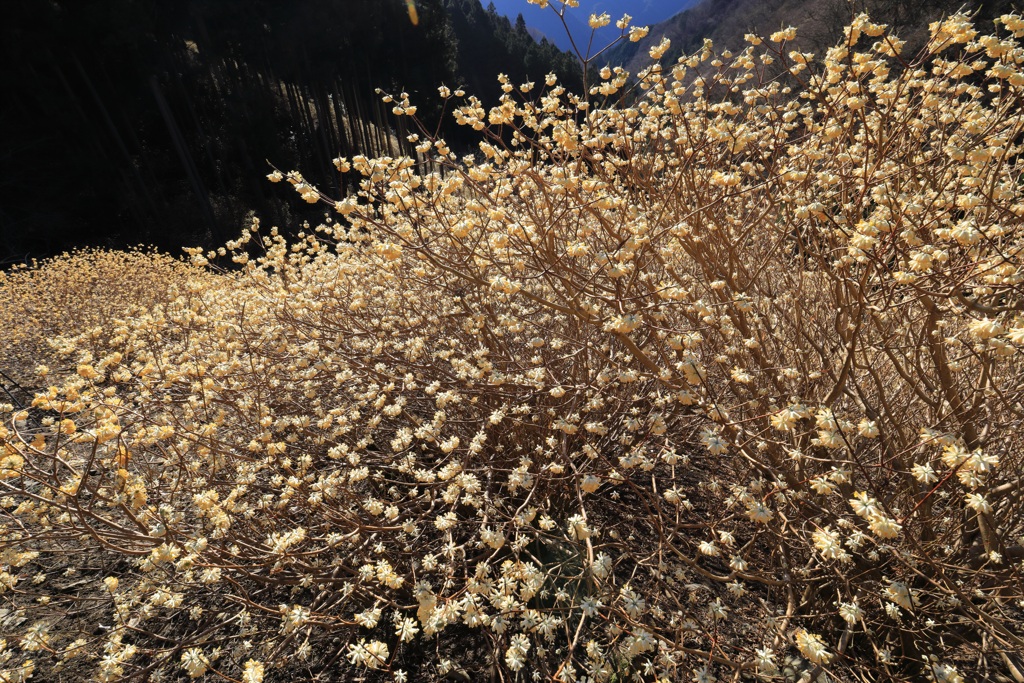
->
xmin=795 ymin=629 xmax=832 ymax=665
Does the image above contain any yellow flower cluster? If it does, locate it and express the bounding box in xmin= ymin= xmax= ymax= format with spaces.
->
xmin=0 ymin=248 xmax=202 ymax=386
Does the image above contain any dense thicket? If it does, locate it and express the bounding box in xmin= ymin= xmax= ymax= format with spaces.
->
xmin=0 ymin=0 xmax=581 ymax=263
xmin=2 ymin=10 xmax=1024 ymax=682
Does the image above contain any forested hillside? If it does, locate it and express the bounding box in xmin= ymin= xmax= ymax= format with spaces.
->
xmin=0 ymin=0 xmax=581 ymax=263
xmin=487 ymin=0 xmax=701 ymax=52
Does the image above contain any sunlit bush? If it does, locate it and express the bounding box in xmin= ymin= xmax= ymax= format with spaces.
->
xmin=0 ymin=248 xmax=204 ymax=387
xmin=3 ymin=8 xmax=1024 ymax=682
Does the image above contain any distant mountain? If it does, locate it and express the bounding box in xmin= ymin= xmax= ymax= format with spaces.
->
xmin=605 ymin=0 xmax=1018 ymax=75
xmin=526 ymin=25 xmax=548 ymax=42
xmin=486 ymin=1 xmax=700 ymax=55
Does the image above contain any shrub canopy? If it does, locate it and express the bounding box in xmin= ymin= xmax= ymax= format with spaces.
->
xmin=3 ymin=10 xmax=1024 ymax=683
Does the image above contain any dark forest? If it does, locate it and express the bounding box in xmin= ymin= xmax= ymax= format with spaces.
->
xmin=0 ymin=0 xmax=583 ymax=263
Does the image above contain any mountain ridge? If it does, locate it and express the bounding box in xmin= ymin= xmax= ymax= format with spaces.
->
xmin=605 ymin=0 xmax=1019 ymax=74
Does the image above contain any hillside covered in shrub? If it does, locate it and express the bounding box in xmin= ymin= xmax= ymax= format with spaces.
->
xmin=2 ymin=6 xmax=1024 ymax=683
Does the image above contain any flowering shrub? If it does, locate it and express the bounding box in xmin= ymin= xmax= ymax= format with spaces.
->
xmin=0 ymin=248 xmax=205 ymax=387
xmin=3 ymin=8 xmax=1024 ymax=682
